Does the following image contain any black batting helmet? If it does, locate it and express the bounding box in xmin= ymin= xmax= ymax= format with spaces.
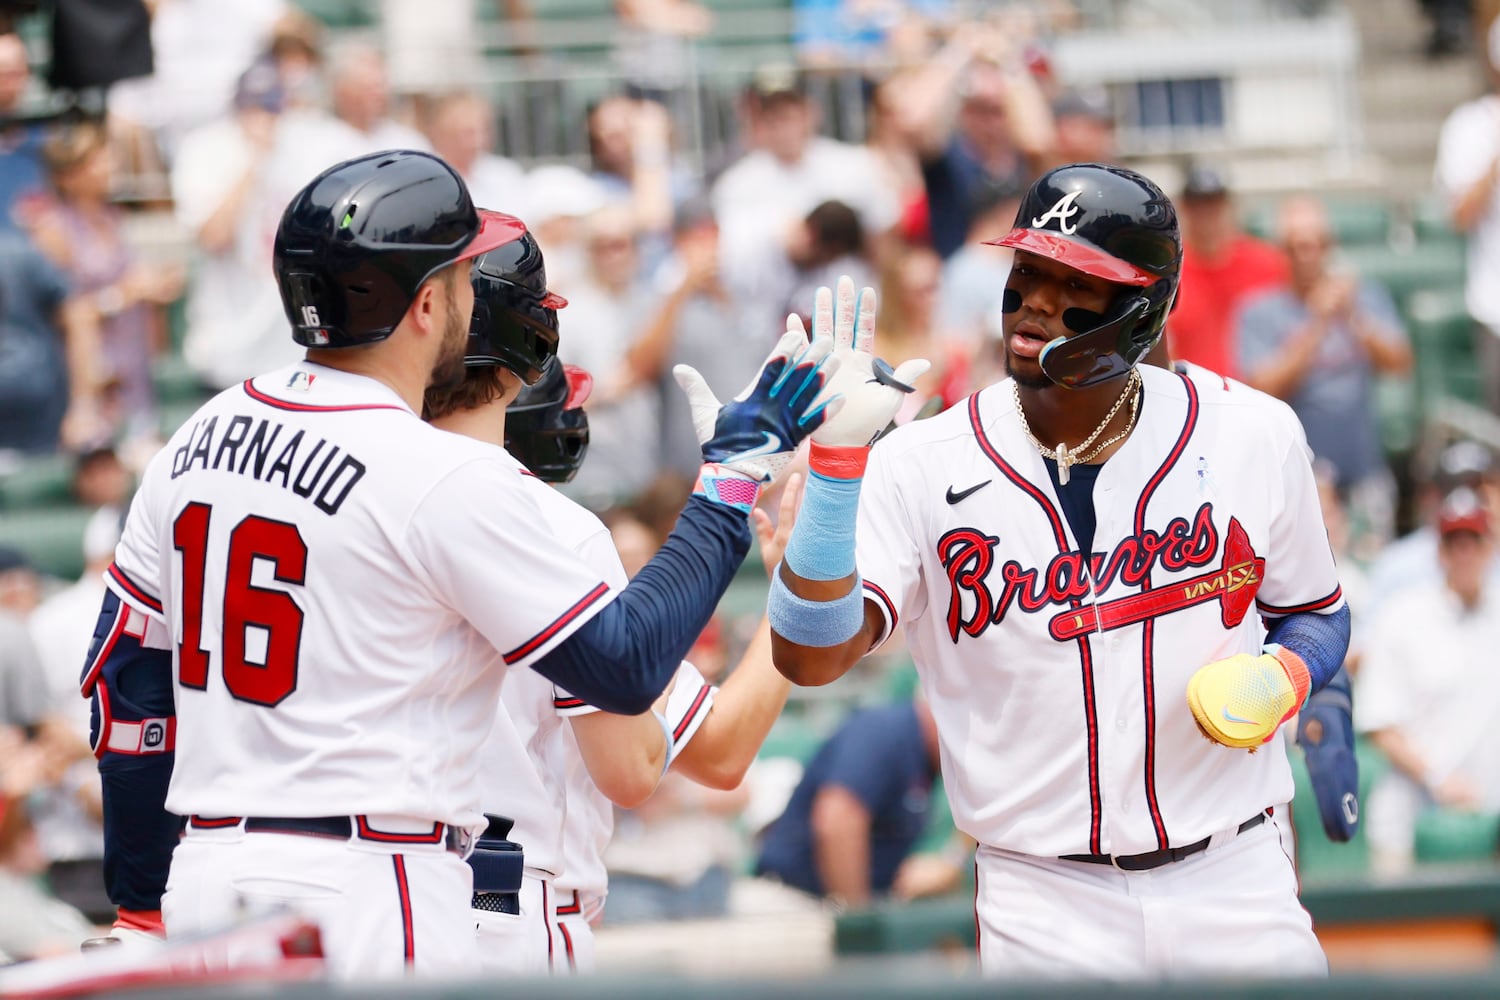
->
xmin=505 ymin=360 xmax=592 ymax=484
xmin=989 ymin=162 xmax=1181 ymax=389
xmin=467 ymin=216 xmax=567 ymax=385
xmin=274 ymin=149 xmax=518 ymax=348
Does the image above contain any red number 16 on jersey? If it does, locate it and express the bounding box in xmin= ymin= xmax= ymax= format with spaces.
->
xmin=173 ymin=502 xmax=308 ymax=707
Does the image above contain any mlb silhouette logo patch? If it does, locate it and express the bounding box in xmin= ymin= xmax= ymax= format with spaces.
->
xmin=287 ymin=372 xmax=317 ymax=392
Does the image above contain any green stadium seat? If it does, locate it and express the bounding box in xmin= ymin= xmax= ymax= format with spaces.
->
xmin=1414 ymin=811 xmax=1500 ymax=864
xmin=1405 ymin=287 xmax=1480 ymax=406
xmin=0 ymin=504 xmax=96 ymax=580
xmin=1413 ymin=195 xmax=1463 ymax=246
xmin=758 ymin=715 xmax=826 ymax=763
xmin=1244 ymin=199 xmax=1394 ymax=247
xmin=1374 ymin=375 xmax=1420 ymax=457
xmin=1342 ymin=241 xmax=1466 ymax=308
xmin=152 ymin=353 xmax=211 ymax=407
xmin=292 ymin=0 xmax=377 ymax=28
xmin=0 ymin=454 xmax=75 ymax=510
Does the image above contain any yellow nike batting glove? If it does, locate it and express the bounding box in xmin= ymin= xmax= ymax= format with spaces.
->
xmin=1186 ymin=646 xmax=1311 ymax=750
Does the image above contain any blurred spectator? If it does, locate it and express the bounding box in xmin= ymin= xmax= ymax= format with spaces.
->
xmin=754 ymin=697 xmax=950 ymax=907
xmin=877 ymin=242 xmax=968 ymax=421
xmin=1236 ymin=196 xmax=1412 ymax=553
xmin=0 ymin=226 xmax=107 ymax=454
xmin=0 ymin=562 xmax=47 ymax=722
xmin=711 ymin=64 xmax=899 ymax=273
xmin=71 ymin=445 xmax=133 ymax=510
xmin=612 ymin=0 xmax=712 ymax=108
xmin=106 ymin=0 xmax=287 ymax=161
xmin=381 ymin=0 xmax=485 ymax=96
xmin=1434 ymin=16 xmax=1500 ymax=412
xmin=792 ymin=0 xmax=952 ymax=67
xmin=325 ymin=40 xmax=429 ymax=156
xmin=1048 ymin=86 xmax=1118 ymax=166
xmin=29 ymin=122 xmax=184 ymax=446
xmin=422 ymin=90 xmax=527 ymax=212
xmin=525 ymin=164 xmax=609 ymax=291
xmin=1358 ymin=487 xmax=1500 ymax=875
xmin=587 ymin=96 xmax=698 ymax=274
xmin=1364 ymin=440 xmax=1500 ymax=619
xmin=1420 ymin=0 xmax=1473 ymax=58
xmin=628 ymin=198 xmax=776 ymax=479
xmin=937 ymin=176 xmax=1021 ymax=346
xmin=171 ymin=61 xmax=346 ymax=390
xmin=558 ymin=205 xmax=663 ymax=510
xmin=26 ymin=507 xmax=117 ymax=923
xmin=0 ymin=32 xmax=47 ymax=232
xmin=1168 ymin=164 xmax=1289 ymax=380
xmin=0 ymin=792 xmax=98 ymax=961
xmin=265 ymin=7 xmax=325 ymax=110
xmin=912 ymin=29 xmax=1055 ymax=258
xmin=724 ymin=199 xmax=875 ymax=341
xmin=862 ymin=74 xmax=931 ymax=242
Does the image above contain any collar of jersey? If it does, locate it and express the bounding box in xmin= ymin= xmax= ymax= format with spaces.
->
xmin=245 ymin=362 xmax=415 ymax=415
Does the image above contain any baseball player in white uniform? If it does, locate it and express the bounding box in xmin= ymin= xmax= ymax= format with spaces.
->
xmin=423 ymin=223 xmax=799 ymax=974
xmin=768 ymin=164 xmax=1352 ymax=979
xmin=81 ymin=154 xmax=842 ymax=979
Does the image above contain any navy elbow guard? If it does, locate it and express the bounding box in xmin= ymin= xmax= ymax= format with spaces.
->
xmin=82 ymin=591 xmax=181 ymax=910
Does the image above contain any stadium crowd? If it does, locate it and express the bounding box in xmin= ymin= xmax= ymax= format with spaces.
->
xmin=0 ymin=0 xmax=1497 ymax=964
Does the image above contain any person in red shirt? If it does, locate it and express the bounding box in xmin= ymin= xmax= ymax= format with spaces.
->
xmin=1167 ymin=164 xmax=1289 ymax=379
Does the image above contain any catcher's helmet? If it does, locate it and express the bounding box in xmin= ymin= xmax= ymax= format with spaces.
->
xmin=989 ymin=162 xmax=1181 ymax=389
xmin=467 ymin=217 xmax=568 ymax=385
xmin=505 ymin=360 xmax=592 ymax=484
xmin=274 ymin=149 xmax=518 ymax=348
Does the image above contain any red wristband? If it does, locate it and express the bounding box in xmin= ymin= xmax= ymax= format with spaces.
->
xmin=809 ymin=441 xmax=870 ymax=480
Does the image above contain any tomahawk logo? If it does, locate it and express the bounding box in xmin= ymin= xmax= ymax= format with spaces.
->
xmin=1032 ymin=189 xmax=1084 ymax=235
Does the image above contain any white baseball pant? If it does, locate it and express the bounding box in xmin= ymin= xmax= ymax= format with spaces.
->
xmin=474 ymin=871 xmax=549 ymax=974
xmin=974 ymin=810 xmax=1326 ymax=979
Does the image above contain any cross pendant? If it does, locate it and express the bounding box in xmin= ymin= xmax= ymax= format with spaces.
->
xmin=1056 ymin=443 xmax=1072 ymax=486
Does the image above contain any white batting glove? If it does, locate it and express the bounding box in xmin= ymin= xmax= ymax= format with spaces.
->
xmin=800 ymin=276 xmax=930 ymax=451
xmin=674 ymin=327 xmax=838 ymax=485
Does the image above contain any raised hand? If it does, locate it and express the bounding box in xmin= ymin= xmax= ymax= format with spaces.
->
xmin=799 ymin=275 xmax=930 ymax=450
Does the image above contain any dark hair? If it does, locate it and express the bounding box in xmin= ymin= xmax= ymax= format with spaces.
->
xmin=804 ymin=200 xmax=864 ymax=260
xmin=422 ymin=354 xmax=507 ymax=421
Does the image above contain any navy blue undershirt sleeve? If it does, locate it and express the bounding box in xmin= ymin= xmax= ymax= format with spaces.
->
xmin=532 ymin=494 xmax=750 ymax=714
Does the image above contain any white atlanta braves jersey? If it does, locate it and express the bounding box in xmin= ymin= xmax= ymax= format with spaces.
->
xmin=855 ymin=363 xmax=1344 ymax=858
xmin=107 ymin=363 xmax=612 ymax=828
xmin=498 ymin=477 xmax=716 ymax=902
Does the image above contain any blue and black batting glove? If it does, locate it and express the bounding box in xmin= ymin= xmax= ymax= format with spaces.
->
xmin=1297 ymin=665 xmax=1360 ymax=843
xmin=674 ymin=326 xmax=838 ymax=484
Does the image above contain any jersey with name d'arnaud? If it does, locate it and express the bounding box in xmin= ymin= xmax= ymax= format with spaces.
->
xmin=854 ymin=363 xmax=1344 ymax=859
xmin=106 ymin=363 xmax=612 ymax=830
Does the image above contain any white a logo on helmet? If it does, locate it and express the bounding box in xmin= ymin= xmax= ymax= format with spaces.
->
xmin=1032 ymin=189 xmax=1084 ymax=235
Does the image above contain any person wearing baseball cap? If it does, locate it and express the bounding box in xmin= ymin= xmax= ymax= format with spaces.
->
xmin=1357 ymin=484 xmax=1500 ymax=875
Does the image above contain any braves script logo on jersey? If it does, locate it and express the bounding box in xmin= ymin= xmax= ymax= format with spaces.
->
xmin=937 ymin=503 xmax=1265 ymax=642
xmin=1031 ymin=189 xmax=1084 ymax=235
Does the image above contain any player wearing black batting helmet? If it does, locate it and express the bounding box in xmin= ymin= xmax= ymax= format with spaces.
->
xmin=466 ymin=218 xmax=567 ymax=386
xmin=274 ymin=149 xmax=520 ymax=348
xmin=505 ymin=360 xmax=592 ymax=484
xmin=989 ymin=162 xmax=1182 ymax=389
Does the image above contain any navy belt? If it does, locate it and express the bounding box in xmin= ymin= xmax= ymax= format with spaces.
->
xmin=189 ymin=815 xmax=468 ymax=855
xmin=1060 ymin=811 xmax=1268 ymax=872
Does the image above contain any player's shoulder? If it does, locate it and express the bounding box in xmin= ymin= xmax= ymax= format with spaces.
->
xmin=519 ymin=473 xmax=608 ymax=538
xmin=1169 ymin=360 xmax=1309 ymax=450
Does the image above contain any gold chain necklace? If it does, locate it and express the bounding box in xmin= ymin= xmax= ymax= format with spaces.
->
xmin=1012 ymin=368 xmax=1142 ymax=486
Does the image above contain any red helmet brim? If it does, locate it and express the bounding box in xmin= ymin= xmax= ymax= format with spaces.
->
xmin=986 ymin=228 xmax=1159 ymax=287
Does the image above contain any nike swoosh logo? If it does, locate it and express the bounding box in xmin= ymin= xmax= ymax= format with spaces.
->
xmin=945 ymin=480 xmax=992 ymax=504
xmin=1222 ymin=706 xmax=1257 ymax=725
xmin=735 ymin=433 xmax=785 ymax=459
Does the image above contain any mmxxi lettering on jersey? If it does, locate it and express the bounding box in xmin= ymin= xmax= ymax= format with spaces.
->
xmin=938 ymin=502 xmax=1265 ymax=642
xmin=170 ymin=414 xmax=367 ymax=515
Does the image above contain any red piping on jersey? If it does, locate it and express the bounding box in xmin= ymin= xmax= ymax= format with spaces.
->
xmin=558 ymin=921 xmax=577 ymax=972
xmin=1133 ymin=372 xmax=1200 ymax=850
xmin=553 ymin=696 xmax=586 ymax=709
xmin=242 ymin=380 xmax=409 ymax=414
xmin=81 ymin=594 xmax=146 ymax=695
xmin=356 ymin=817 xmax=445 ymax=845
xmin=542 ymin=879 xmax=554 ymax=969
xmin=555 ymin=890 xmax=582 ymax=916
xmin=107 ymin=562 xmax=163 ymax=614
xmin=863 ymin=581 xmax=899 ymax=644
xmin=503 ymin=582 xmax=611 ymax=665
xmin=392 ymin=855 xmax=415 ymax=965
xmin=188 ymin=815 xmax=244 ymax=829
xmin=672 ymin=686 xmax=712 ymax=742
xmin=1256 ymin=587 xmax=1343 ymax=616
xmin=971 ymin=391 xmax=1103 ymax=854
